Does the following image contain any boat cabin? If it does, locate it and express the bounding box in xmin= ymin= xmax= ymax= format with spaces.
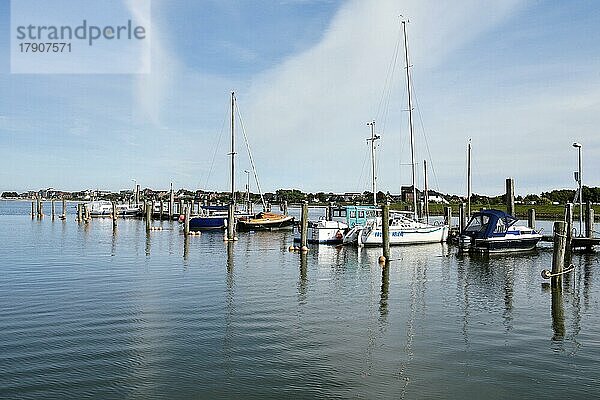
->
xmin=462 ymin=209 xmax=520 ymax=239
xmin=343 ymin=206 xmax=379 ymax=229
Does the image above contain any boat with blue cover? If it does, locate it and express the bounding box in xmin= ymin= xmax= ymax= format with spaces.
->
xmin=459 ymin=209 xmax=542 ymax=253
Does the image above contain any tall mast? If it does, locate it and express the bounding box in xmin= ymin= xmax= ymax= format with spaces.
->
xmin=402 ymin=20 xmax=417 ymax=219
xmin=230 ymin=92 xmax=236 ymax=204
xmin=367 ymin=120 xmax=380 ymax=206
xmin=424 ymin=159 xmax=429 ymax=223
xmin=467 ymin=139 xmax=472 ymax=219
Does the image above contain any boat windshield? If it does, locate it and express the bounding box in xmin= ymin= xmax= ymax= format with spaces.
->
xmin=464 ymin=215 xmax=490 ymax=234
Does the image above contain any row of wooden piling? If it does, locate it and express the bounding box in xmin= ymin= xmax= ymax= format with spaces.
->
xmin=31 ymin=197 xmax=67 ymax=220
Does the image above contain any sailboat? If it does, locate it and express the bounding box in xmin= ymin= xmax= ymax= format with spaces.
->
xmin=188 ymin=92 xmax=239 ymax=231
xmin=358 ymin=20 xmax=448 ymax=246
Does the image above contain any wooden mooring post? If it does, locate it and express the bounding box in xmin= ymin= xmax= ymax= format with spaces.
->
xmin=527 ymin=208 xmax=536 ymax=230
xmin=111 ymin=201 xmax=117 ymax=228
xmin=62 ymin=197 xmax=66 ymax=218
xmin=506 ymin=178 xmax=515 ymax=216
xmin=551 ymin=221 xmax=567 ymax=288
xmin=145 ymin=202 xmax=152 ymax=232
xmin=381 ymin=202 xmax=390 ymax=263
xmin=300 ymin=201 xmax=309 ymax=250
xmin=184 ymin=205 xmax=190 ymax=236
xmin=31 ymin=201 xmax=35 ymax=219
xmin=37 ymin=197 xmax=43 ymax=218
xmin=51 ymin=200 xmax=55 ymax=220
xmin=444 ymin=206 xmax=452 ymax=228
xmin=160 ymin=200 xmax=164 ymax=220
xmin=77 ymin=204 xmax=83 ymax=222
xmin=585 ymin=200 xmax=594 ymax=239
xmin=226 ymin=203 xmax=236 ymax=241
xmin=283 ymin=200 xmax=288 ymax=216
xmin=169 ymin=183 xmax=174 ymax=218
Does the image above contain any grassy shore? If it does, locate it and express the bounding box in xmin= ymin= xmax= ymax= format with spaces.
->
xmin=391 ymin=202 xmax=600 ymax=221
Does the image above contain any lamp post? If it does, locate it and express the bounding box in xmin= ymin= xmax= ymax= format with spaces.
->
xmin=573 ymin=142 xmax=582 ymax=236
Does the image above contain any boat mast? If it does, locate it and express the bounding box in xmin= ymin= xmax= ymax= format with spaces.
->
xmin=424 ymin=159 xmax=429 ymax=223
xmin=402 ymin=20 xmax=417 ymax=219
xmin=367 ymin=120 xmax=380 ymax=206
xmin=467 ymin=139 xmax=472 ymax=219
xmin=230 ymin=92 xmax=236 ymax=205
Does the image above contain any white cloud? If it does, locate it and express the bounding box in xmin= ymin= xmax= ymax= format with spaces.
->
xmin=127 ymin=0 xmax=179 ymax=127
xmin=242 ymin=0 xmax=523 ymax=194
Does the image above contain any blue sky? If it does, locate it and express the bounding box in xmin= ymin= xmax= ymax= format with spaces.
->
xmin=1 ymin=0 xmax=599 ymax=196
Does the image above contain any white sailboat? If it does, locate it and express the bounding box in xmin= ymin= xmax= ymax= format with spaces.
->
xmin=358 ymin=20 xmax=448 ymax=247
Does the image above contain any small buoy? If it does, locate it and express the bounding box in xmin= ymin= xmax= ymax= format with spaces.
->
xmin=301 ymin=246 xmax=309 ymax=252
xmin=378 ymin=255 xmax=386 ymax=264
xmin=288 ymin=245 xmax=295 ymax=252
xmin=541 ymin=269 xmax=552 ymax=279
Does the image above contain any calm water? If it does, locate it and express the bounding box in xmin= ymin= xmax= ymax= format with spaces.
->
xmin=1 ymin=200 xmax=599 ymax=399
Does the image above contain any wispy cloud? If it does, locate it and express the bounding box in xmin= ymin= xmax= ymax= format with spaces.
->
xmin=127 ymin=0 xmax=178 ymax=127
xmin=243 ymin=0 xmax=522 ymax=193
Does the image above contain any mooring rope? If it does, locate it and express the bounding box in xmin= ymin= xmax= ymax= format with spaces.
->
xmin=541 ymin=264 xmax=576 ymax=279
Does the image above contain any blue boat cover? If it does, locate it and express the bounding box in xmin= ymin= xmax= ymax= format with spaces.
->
xmin=463 ymin=209 xmax=518 ymax=239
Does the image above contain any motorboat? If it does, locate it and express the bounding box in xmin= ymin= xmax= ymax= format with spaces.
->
xmin=294 ymin=217 xmax=348 ymax=244
xmin=358 ymin=211 xmax=448 ymax=246
xmin=459 ymin=209 xmax=542 ymax=253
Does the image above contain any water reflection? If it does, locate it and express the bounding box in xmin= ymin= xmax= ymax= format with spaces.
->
xmin=111 ymin=226 xmax=117 ymax=257
xmin=298 ymin=253 xmax=308 ymax=303
xmin=379 ymin=265 xmax=389 ymax=322
xmin=183 ymin=236 xmax=189 ymax=261
xmin=145 ymin=230 xmax=151 ymax=257
xmin=551 ymin=286 xmax=565 ymax=341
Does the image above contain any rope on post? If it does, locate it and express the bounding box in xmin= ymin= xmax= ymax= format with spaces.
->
xmin=541 ymin=264 xmax=576 ymax=279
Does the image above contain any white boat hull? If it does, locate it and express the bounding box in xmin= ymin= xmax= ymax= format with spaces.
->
xmin=360 ymin=225 xmax=448 ymax=246
xmin=294 ymin=220 xmax=348 ymax=244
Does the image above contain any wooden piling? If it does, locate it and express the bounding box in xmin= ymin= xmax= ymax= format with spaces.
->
xmin=458 ymin=203 xmax=466 ymax=233
xmin=160 ymin=200 xmax=164 ymax=220
xmin=51 ymin=200 xmax=55 ymax=220
xmin=552 ymin=221 xmax=567 ymax=288
xmin=169 ymin=183 xmax=174 ymax=218
xmin=151 ymin=200 xmax=155 ymax=220
xmin=112 ymin=201 xmax=117 ymax=228
xmin=585 ymin=200 xmax=594 ymax=238
xmin=76 ymin=204 xmax=82 ymax=222
xmin=226 ymin=203 xmax=235 ymax=241
xmin=62 ymin=197 xmax=66 ymax=218
xmin=527 ymin=208 xmax=536 ymax=230
xmin=145 ymin=202 xmax=151 ymax=231
xmin=444 ymin=206 xmax=452 ymax=227
xmin=84 ymin=204 xmax=90 ymax=221
xmin=300 ymin=201 xmax=309 ymax=249
xmin=283 ymin=200 xmax=288 ymax=216
xmin=31 ymin=201 xmax=35 ymax=219
xmin=327 ymin=202 xmax=334 ymax=221
xmin=505 ymin=178 xmax=515 ymax=216
xmin=184 ymin=205 xmax=190 ymax=236
xmin=565 ymin=203 xmax=573 ymax=249
xmin=382 ymin=202 xmax=390 ymax=262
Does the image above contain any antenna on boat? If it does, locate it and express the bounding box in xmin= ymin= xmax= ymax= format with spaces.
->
xmin=367 ymin=120 xmax=380 ymax=206
xmin=402 ymin=19 xmax=417 ymax=220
